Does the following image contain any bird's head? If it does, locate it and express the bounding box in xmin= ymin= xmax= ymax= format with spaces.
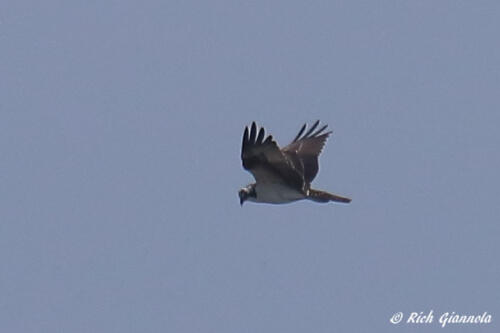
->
xmin=238 ymin=184 xmax=256 ymax=206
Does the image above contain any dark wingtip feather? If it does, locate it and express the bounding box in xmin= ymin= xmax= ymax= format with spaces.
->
xmin=312 ymin=124 xmax=328 ymax=137
xmin=293 ymin=123 xmax=307 ymax=142
xmin=256 ymin=127 xmax=265 ymax=144
xmin=304 ymin=120 xmax=320 ymax=138
xmin=242 ymin=126 xmax=249 ymax=154
xmin=250 ymin=122 xmax=257 ymax=143
xmin=243 ymin=126 xmax=249 ymax=142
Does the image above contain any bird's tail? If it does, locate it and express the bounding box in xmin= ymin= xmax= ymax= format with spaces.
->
xmin=307 ymin=189 xmax=351 ymax=204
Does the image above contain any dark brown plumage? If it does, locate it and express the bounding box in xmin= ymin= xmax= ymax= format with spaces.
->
xmin=242 ymin=121 xmax=331 ymax=190
xmin=239 ymin=121 xmax=351 ymax=205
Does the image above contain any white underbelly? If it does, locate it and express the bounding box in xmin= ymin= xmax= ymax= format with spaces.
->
xmin=254 ymin=183 xmax=305 ymax=204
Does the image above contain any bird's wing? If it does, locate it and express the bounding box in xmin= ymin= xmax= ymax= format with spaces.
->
xmin=282 ymin=120 xmax=332 ymax=185
xmin=241 ymin=122 xmax=305 ymax=191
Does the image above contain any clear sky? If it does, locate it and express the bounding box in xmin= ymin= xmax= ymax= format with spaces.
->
xmin=1 ymin=1 xmax=499 ymax=332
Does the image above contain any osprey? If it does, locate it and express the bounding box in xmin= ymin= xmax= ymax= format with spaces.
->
xmin=239 ymin=121 xmax=351 ymax=205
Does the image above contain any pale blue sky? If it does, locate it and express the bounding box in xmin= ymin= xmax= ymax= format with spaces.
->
xmin=1 ymin=1 xmax=499 ymax=332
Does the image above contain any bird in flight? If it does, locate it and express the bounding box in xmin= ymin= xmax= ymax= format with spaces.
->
xmin=239 ymin=121 xmax=351 ymax=205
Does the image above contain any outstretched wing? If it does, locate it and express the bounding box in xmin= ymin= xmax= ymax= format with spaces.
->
xmin=282 ymin=120 xmax=332 ymax=185
xmin=241 ymin=122 xmax=305 ymax=191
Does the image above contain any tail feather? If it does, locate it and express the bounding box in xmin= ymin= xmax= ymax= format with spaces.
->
xmin=307 ymin=189 xmax=351 ymax=204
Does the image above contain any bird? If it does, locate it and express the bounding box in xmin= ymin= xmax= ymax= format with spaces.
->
xmin=238 ymin=120 xmax=351 ymax=205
